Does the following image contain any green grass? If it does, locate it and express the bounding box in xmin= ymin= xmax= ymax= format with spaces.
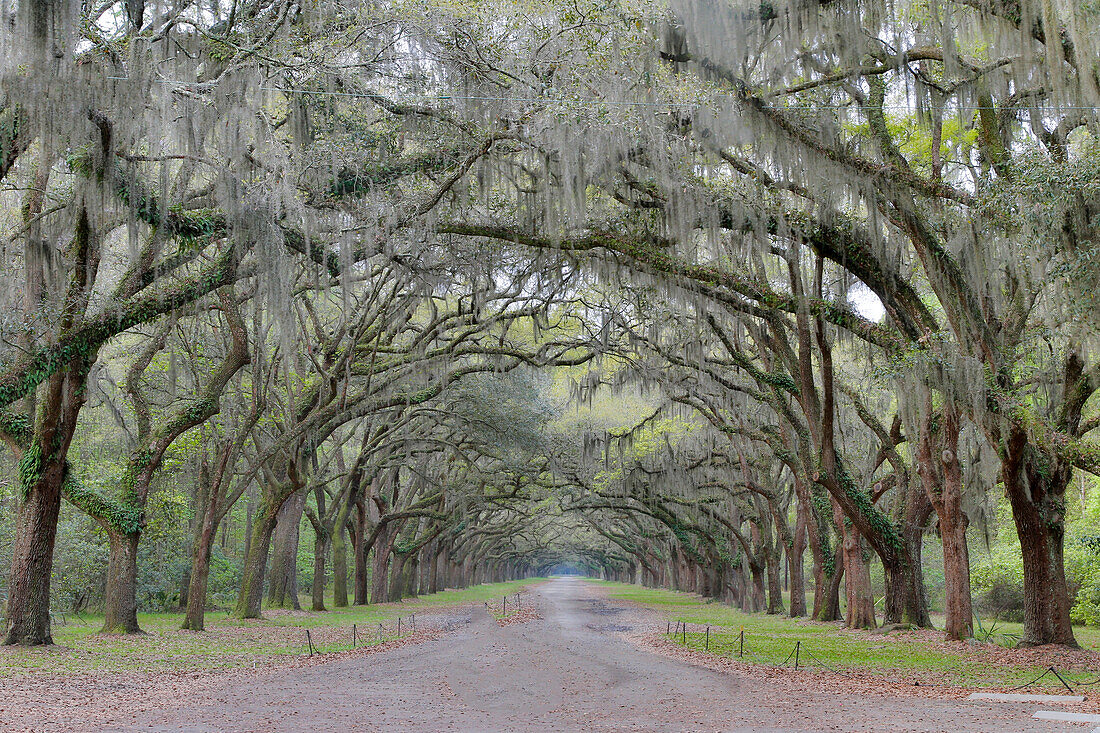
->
xmin=588 ymin=580 xmax=1100 ymax=692
xmin=0 ymin=579 xmax=545 ymax=676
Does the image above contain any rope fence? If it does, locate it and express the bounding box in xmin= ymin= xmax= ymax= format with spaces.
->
xmin=302 ymin=613 xmax=419 ymax=657
xmin=662 ymin=622 xmax=1098 ymax=693
xmin=485 ymin=591 xmax=526 ymax=620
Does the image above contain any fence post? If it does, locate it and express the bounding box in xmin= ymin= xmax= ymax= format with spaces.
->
xmin=794 ymin=641 xmax=801 ymax=669
xmin=705 ymin=625 xmax=710 ymax=651
xmin=682 ymin=623 xmax=686 ymax=644
xmin=739 ymin=628 xmax=744 ymax=658
xmin=398 ymin=617 xmax=402 ymax=636
xmin=306 ymin=629 xmax=315 ymax=657
xmin=353 ymin=624 xmax=357 ymax=649
xmin=503 ymin=595 xmax=507 ymax=614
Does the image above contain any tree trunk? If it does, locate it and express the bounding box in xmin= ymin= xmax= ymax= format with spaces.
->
xmin=919 ymin=404 xmax=973 ymax=640
xmin=267 ymin=490 xmax=304 ymax=609
xmin=1005 ymin=436 xmax=1077 ymax=646
xmin=817 ymin=542 xmax=844 ymax=622
xmin=388 ymin=552 xmax=408 ymax=602
xmin=332 ymin=527 xmax=348 ymax=607
xmin=761 ymin=520 xmax=785 ymax=615
xmin=839 ymin=508 xmax=876 ymax=629
xmin=5 ymin=365 xmax=89 ymax=646
xmin=5 ymin=456 xmax=66 ymax=645
xmin=182 ymin=490 xmax=219 ymax=631
xmin=332 ymin=499 xmax=350 ymax=607
xmin=233 ymin=502 xmax=279 ymax=619
xmin=882 ymin=479 xmax=933 ymax=628
xmin=311 ymin=531 xmax=328 ymax=612
xmin=788 ymin=515 xmax=807 ymax=617
xmin=101 ymin=529 xmax=142 ymax=634
xmin=371 ymin=523 xmax=396 ymax=603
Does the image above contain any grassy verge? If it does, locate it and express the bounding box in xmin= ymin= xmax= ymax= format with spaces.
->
xmin=0 ymin=578 xmax=545 ymax=676
xmin=588 ymin=580 xmax=1100 ymax=692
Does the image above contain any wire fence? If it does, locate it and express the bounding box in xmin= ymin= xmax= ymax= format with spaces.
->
xmin=662 ymin=622 xmax=1099 ymax=694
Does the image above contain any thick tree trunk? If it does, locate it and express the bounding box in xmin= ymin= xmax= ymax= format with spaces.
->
xmin=5 ymin=364 xmax=88 ymax=646
xmin=5 ymin=457 xmax=66 ymax=645
xmin=267 ymin=491 xmax=304 ymax=609
xmin=371 ymin=523 xmax=396 ymax=603
xmin=882 ymin=479 xmax=933 ymax=628
xmin=1006 ymin=441 xmax=1076 ymax=646
xmin=941 ymin=509 xmax=972 ymax=640
xmin=101 ymin=530 xmax=141 ymax=633
xmin=233 ymin=502 xmax=279 ymax=619
xmin=388 ymin=552 xmax=408 ymax=602
xmin=839 ymin=511 xmax=876 ymax=629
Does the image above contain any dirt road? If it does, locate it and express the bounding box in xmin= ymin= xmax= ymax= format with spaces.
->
xmin=100 ymin=577 xmax=1075 ymax=731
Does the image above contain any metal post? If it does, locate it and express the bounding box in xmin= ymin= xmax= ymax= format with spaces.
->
xmin=306 ymin=629 xmax=315 ymax=657
xmin=739 ymin=628 xmax=744 ymax=658
xmin=794 ymin=641 xmax=800 ymax=669
xmin=705 ymin=625 xmax=710 ymax=651
xmin=503 ymin=595 xmax=507 ymax=614
xmin=353 ymin=624 xmax=357 ymax=648
xmin=666 ymin=621 xmax=670 ymax=635
xmin=682 ymin=623 xmax=686 ymax=644
xmin=398 ymin=617 xmax=402 ymax=636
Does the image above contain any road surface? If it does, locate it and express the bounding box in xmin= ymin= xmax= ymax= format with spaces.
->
xmin=100 ymin=576 xmax=1085 ymax=732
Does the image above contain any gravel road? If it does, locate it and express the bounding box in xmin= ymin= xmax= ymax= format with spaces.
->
xmin=90 ymin=577 xmax=1084 ymax=731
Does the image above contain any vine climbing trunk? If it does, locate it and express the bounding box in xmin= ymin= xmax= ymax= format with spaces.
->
xmin=6 ymin=449 xmax=67 ymax=645
xmin=6 ymin=364 xmax=90 ymax=646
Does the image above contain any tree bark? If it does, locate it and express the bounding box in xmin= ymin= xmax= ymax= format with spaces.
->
xmin=371 ymin=522 xmax=396 ymax=603
xmin=837 ymin=498 xmax=876 ymax=629
xmin=310 ymin=530 xmax=328 ymax=612
xmin=101 ymin=529 xmax=141 ymax=633
xmin=5 ymin=364 xmax=88 ymax=646
xmin=788 ymin=516 xmax=807 ymax=617
xmin=331 ymin=498 xmax=351 ymax=607
xmin=182 ymin=487 xmax=219 ymax=631
xmin=233 ymin=500 xmax=280 ymax=619
xmin=1005 ymin=433 xmax=1076 ymax=646
xmin=267 ymin=490 xmax=304 ymax=609
xmin=918 ymin=404 xmax=973 ymax=640
xmin=5 ymin=456 xmax=66 ymax=645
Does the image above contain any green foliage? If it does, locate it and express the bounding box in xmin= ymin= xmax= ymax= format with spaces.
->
xmin=17 ymin=443 xmax=42 ymax=501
